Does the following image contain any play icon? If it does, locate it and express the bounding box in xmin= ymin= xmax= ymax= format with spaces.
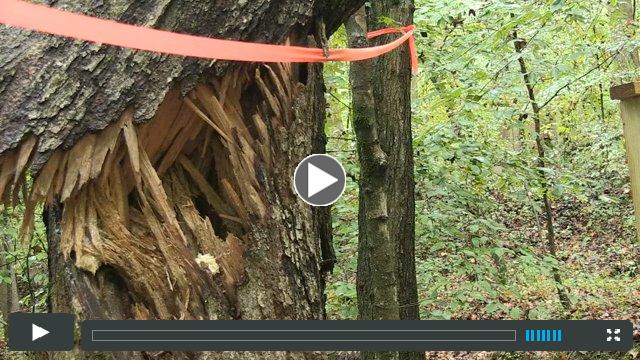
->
xmin=294 ymin=154 xmax=346 ymax=206
xmin=8 ymin=313 xmax=74 ymax=351
xmin=307 ymin=163 xmax=339 ymax=197
xmin=32 ymin=323 xmax=50 ymax=341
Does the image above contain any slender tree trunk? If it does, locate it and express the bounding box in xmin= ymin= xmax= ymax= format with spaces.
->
xmin=618 ymin=0 xmax=640 ymax=75
xmin=590 ymin=29 xmax=607 ymax=123
xmin=0 ymin=236 xmax=9 ymax=322
xmin=0 ymin=226 xmax=21 ymax=326
xmin=599 ymin=83 xmax=606 ymax=122
xmin=367 ymin=2 xmax=421 ymax=359
xmin=347 ymin=8 xmax=399 ymax=360
xmin=512 ymin=31 xmax=571 ymax=312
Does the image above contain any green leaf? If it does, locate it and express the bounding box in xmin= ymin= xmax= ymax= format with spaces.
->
xmin=509 ymin=307 xmax=522 ymax=319
xmin=551 ymin=0 xmax=564 ymax=12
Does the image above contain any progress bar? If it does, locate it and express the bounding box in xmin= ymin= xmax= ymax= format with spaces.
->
xmin=81 ymin=320 xmax=633 ymax=351
xmin=91 ymin=330 xmax=516 ymax=342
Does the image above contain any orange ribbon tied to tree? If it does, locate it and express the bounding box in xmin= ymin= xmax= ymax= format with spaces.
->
xmin=0 ymin=0 xmax=419 ymax=74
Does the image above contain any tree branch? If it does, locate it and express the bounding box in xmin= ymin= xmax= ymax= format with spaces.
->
xmin=538 ymin=52 xmax=617 ymax=110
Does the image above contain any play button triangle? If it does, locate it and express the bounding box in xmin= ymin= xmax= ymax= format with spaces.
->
xmin=32 ymin=323 xmax=49 ymax=341
xmin=307 ymin=163 xmax=338 ymax=197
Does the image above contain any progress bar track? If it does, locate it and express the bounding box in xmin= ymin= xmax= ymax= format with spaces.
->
xmin=81 ymin=320 xmax=632 ymax=351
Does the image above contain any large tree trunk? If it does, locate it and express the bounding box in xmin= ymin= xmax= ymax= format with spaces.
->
xmin=0 ymin=1 xmax=364 ymax=359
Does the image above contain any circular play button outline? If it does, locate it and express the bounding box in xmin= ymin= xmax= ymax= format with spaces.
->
xmin=294 ymin=154 xmax=346 ymax=207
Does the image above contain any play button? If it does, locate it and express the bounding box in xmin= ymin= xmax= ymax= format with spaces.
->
xmin=294 ymin=154 xmax=346 ymax=206
xmin=32 ymin=323 xmax=50 ymax=341
xmin=8 ymin=313 xmax=74 ymax=351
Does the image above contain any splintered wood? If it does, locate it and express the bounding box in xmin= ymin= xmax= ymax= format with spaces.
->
xmin=0 ymin=65 xmax=298 ymax=320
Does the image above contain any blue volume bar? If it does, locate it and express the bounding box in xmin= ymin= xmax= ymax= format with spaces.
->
xmin=527 ymin=329 xmax=563 ymax=342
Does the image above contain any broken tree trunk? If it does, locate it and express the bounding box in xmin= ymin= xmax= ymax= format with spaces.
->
xmin=611 ymin=82 xmax=640 ymax=242
xmin=0 ymin=1 xmax=364 ymax=359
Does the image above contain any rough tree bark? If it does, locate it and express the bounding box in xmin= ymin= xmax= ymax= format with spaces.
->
xmin=309 ymin=57 xmax=336 ymax=315
xmin=0 ymin=1 xmax=364 ymax=359
xmin=367 ymin=2 xmax=421 ymax=360
xmin=346 ymin=8 xmax=399 ymax=360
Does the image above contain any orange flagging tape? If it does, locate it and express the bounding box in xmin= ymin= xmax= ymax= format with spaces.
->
xmin=0 ymin=0 xmax=419 ymax=74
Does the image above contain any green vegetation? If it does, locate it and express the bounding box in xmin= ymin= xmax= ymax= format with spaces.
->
xmin=326 ymin=0 xmax=639 ymax=356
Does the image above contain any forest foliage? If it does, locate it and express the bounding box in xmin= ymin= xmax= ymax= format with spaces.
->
xmin=325 ymin=0 xmax=640 ymax=327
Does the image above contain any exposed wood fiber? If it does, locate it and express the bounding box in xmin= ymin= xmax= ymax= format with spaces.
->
xmin=0 ymin=62 xmax=318 ymax=321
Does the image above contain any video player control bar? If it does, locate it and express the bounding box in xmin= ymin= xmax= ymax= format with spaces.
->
xmin=81 ymin=320 xmax=632 ymax=351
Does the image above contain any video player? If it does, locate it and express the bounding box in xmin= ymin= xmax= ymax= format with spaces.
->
xmin=0 ymin=0 xmax=638 ymax=358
